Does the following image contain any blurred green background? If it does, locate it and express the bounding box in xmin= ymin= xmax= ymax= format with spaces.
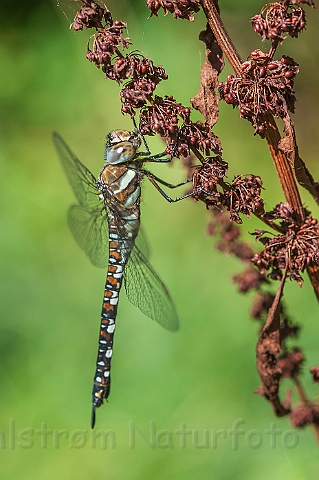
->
xmin=1 ymin=0 xmax=319 ymax=478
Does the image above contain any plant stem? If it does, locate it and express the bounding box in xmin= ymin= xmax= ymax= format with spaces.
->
xmin=201 ymin=0 xmax=242 ymax=74
xmin=263 ymin=113 xmax=303 ymax=219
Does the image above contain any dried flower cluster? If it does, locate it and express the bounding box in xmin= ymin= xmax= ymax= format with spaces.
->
xmin=70 ymin=0 xmax=110 ymax=31
xmin=119 ymin=61 xmax=168 ymax=115
xmin=71 ymin=0 xmax=219 ymax=160
xmin=251 ymin=2 xmax=308 ymax=42
xmin=192 ymin=168 xmax=264 ymax=224
xmin=71 ymin=1 xmax=169 ymax=116
xmin=139 ymin=96 xmax=190 ymax=138
xmin=191 ymin=155 xmax=227 ymax=202
xmin=146 ymin=0 xmax=201 ymax=21
xmin=175 ymin=122 xmax=221 ymax=158
xmin=290 ymin=402 xmax=319 ymax=428
xmin=85 ymin=23 xmax=130 ymax=70
xmin=277 ymin=348 xmax=304 ymax=379
xmin=218 ymin=1 xmax=316 ymax=137
xmin=293 ymin=0 xmax=316 ymax=5
xmin=207 ymin=208 xmax=315 ymax=428
xmin=233 ymin=269 xmax=268 ymax=293
xmin=222 ymin=175 xmax=264 ymax=223
xmin=139 ymin=96 xmax=221 ymax=158
xmin=252 ymin=204 xmax=319 ymax=285
xmin=207 ymin=208 xmax=256 ymax=262
xmin=207 ymin=209 xmax=314 ymax=426
xmin=218 ymin=51 xmax=299 ymax=135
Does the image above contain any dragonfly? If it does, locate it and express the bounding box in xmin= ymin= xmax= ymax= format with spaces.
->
xmin=53 ymin=129 xmax=191 ymax=428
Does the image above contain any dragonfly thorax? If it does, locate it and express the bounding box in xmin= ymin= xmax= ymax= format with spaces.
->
xmin=104 ymin=130 xmax=142 ymax=165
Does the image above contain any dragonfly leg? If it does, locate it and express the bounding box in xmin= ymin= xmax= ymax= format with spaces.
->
xmin=133 ymin=118 xmax=152 ymax=157
xmin=133 ymin=118 xmax=179 ymax=162
xmin=137 ymin=144 xmax=177 ymax=163
xmin=144 ymin=152 xmax=173 ymax=163
xmin=143 ymin=137 xmax=180 ymax=163
xmin=145 ymin=172 xmax=193 ymax=203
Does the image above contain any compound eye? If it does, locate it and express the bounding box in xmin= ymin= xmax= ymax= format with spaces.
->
xmin=116 ymin=146 xmax=124 ymax=156
xmin=107 ymin=131 xmax=116 ymax=143
xmin=105 ymin=143 xmax=134 ymax=164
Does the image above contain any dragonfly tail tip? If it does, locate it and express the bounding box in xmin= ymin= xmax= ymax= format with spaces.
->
xmin=91 ymin=405 xmax=96 ymax=429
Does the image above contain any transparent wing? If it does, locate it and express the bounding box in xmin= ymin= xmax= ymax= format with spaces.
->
xmin=53 ymin=131 xmax=110 ymax=266
xmin=53 ymin=131 xmax=100 ymax=206
xmin=134 ymin=227 xmax=150 ymax=260
xmin=67 ymin=204 xmax=109 ymax=268
xmin=124 ymin=246 xmax=179 ymax=331
xmin=54 ymin=131 xmax=178 ymax=329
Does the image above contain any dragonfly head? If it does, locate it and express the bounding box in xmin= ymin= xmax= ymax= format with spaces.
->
xmin=104 ymin=130 xmax=142 ymax=164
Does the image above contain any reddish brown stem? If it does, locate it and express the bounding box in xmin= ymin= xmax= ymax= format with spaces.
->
xmin=263 ymin=113 xmax=304 ymax=220
xmin=201 ymin=0 xmax=242 ymax=74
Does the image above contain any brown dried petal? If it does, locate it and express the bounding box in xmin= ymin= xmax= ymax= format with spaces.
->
xmin=255 ymin=275 xmax=291 ymax=417
xmin=191 ymin=24 xmax=224 ymax=129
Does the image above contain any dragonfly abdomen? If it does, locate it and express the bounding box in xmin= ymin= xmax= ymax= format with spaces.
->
xmin=91 ymin=216 xmax=137 ymax=424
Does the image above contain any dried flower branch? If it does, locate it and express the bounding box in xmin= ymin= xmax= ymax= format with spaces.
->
xmin=197 ymin=0 xmax=319 ymax=443
xmin=67 ymin=0 xmax=319 ymax=444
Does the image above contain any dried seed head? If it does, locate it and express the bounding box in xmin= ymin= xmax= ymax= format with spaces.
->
xmin=174 ymin=122 xmax=221 ymax=158
xmin=218 ymin=52 xmax=299 ymax=134
xmin=277 ymin=348 xmax=304 ymax=379
xmin=191 ymin=156 xmax=228 ymax=203
xmin=139 ymin=96 xmax=190 ymax=138
xmin=232 ymin=268 xmax=266 ymax=293
xmin=310 ymin=366 xmax=319 ymax=384
xmin=252 ymin=206 xmax=319 ymax=284
xmin=139 ymin=98 xmax=221 ymax=158
xmin=222 ymin=175 xmax=264 ymax=224
xmin=251 ymin=3 xmax=308 ymax=42
xmin=208 ymin=208 xmax=257 ymax=262
xmin=290 ymin=402 xmax=319 ymax=428
xmin=146 ymin=0 xmax=201 ymax=21
xmin=292 ymin=0 xmax=315 ymax=6
xmin=72 ymin=2 xmax=170 ymax=119
xmin=120 ymin=79 xmax=157 ymax=114
xmin=280 ymin=317 xmax=300 ymax=341
xmin=71 ymin=1 xmax=111 ymax=31
xmin=86 ymin=21 xmax=131 ymax=71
